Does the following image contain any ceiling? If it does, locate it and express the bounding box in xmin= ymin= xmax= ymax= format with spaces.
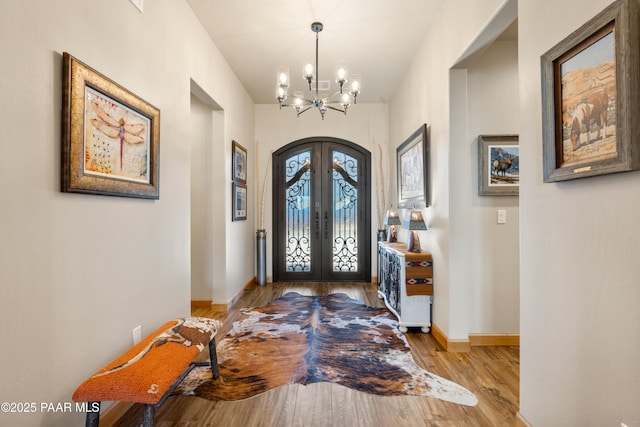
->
xmin=186 ymin=0 xmax=446 ymax=104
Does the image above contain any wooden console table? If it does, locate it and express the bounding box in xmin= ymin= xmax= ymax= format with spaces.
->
xmin=377 ymin=241 xmax=433 ymax=333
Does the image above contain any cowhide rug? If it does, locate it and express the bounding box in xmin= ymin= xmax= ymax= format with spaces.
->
xmin=175 ymin=292 xmax=477 ymax=406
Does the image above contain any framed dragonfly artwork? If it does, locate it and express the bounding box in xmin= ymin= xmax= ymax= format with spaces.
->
xmin=61 ymin=52 xmax=161 ymax=198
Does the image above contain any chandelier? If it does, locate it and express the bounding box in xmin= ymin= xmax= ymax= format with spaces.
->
xmin=275 ymin=22 xmax=361 ymax=120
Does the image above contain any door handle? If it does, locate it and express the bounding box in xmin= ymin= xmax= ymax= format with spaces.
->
xmin=315 ymin=211 xmax=320 ymax=239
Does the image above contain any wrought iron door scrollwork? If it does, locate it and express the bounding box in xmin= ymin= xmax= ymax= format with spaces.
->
xmin=285 ymin=153 xmax=312 ymax=272
xmin=331 ymin=153 xmax=359 ymax=272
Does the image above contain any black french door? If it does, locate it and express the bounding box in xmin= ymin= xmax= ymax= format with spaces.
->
xmin=272 ymin=137 xmax=371 ymax=282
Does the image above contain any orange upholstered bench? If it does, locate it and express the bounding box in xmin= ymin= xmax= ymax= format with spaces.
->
xmin=73 ymin=317 xmax=222 ymax=427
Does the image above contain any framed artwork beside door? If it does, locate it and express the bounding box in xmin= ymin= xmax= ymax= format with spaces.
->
xmin=232 ymin=140 xmax=247 ymax=184
xmin=397 ymin=124 xmax=429 ymax=208
xmin=231 ymin=140 xmax=247 ymax=221
xmin=232 ymin=182 xmax=247 ymax=221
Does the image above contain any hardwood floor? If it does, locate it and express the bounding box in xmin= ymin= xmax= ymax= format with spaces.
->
xmin=112 ymin=282 xmax=519 ymax=426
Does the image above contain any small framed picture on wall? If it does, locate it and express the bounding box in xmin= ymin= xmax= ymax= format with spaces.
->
xmin=477 ymin=135 xmax=519 ymax=196
xmin=232 ymin=140 xmax=247 ymax=184
xmin=232 ymin=182 xmax=247 ymax=221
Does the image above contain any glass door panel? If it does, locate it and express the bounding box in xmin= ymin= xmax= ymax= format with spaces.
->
xmin=331 ymin=150 xmax=359 ymax=272
xmin=284 ymin=150 xmax=312 ymax=273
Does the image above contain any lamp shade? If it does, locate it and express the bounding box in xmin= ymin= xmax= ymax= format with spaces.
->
xmin=384 ymin=209 xmax=402 ymax=226
xmin=406 ymin=210 xmax=427 ymax=231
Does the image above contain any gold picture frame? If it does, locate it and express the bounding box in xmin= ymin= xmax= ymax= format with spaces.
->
xmin=62 ymin=52 xmax=160 ymax=198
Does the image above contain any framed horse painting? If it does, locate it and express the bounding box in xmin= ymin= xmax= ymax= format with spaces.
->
xmin=541 ymin=0 xmax=640 ymax=182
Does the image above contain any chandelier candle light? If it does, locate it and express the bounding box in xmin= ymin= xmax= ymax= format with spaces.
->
xmin=276 ymin=22 xmax=361 ymax=120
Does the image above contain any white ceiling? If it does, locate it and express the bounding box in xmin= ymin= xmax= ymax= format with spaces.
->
xmin=186 ymin=0 xmax=445 ymax=104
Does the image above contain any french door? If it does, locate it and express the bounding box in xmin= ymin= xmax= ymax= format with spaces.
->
xmin=273 ymin=138 xmax=371 ymax=282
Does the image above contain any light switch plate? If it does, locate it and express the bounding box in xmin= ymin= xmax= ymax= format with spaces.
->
xmin=497 ymin=209 xmax=507 ymax=224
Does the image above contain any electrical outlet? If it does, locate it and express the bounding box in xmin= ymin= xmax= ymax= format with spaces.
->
xmin=132 ymin=325 xmax=142 ymax=345
xmin=129 ymin=0 xmax=143 ymax=13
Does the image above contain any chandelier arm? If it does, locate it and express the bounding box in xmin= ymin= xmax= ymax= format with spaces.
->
xmin=325 ymin=105 xmax=346 ymax=114
xmin=296 ymin=106 xmax=314 ymax=117
xmin=279 ymin=98 xmax=313 ymax=107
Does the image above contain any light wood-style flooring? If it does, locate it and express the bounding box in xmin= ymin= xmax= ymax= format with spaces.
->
xmin=113 ymin=282 xmax=519 ymax=426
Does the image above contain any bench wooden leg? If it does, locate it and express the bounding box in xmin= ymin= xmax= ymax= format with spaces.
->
xmin=143 ymin=403 xmax=154 ymax=427
xmin=209 ymin=338 xmax=219 ymax=379
xmin=86 ymin=402 xmax=99 ymax=427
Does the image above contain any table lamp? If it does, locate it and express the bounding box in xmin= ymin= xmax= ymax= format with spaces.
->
xmin=405 ymin=209 xmax=427 ymax=252
xmin=384 ymin=208 xmax=402 ymax=242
